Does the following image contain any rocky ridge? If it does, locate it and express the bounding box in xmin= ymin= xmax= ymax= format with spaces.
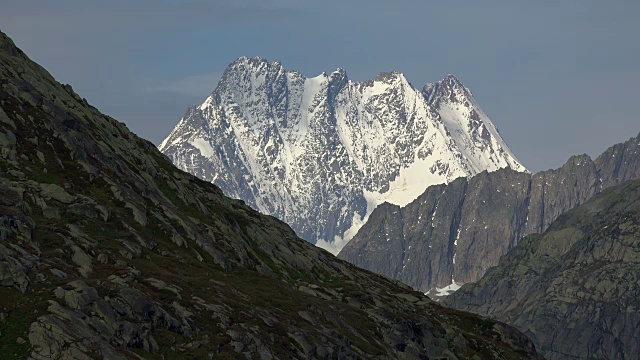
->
xmin=444 ymin=178 xmax=640 ymax=359
xmin=0 ymin=31 xmax=542 ymax=359
xmin=159 ymin=57 xmax=525 ymax=253
xmin=338 ymin=134 xmax=640 ymax=294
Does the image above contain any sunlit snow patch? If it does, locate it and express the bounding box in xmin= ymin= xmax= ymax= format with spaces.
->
xmin=425 ymin=280 xmax=463 ymax=301
xmin=315 ymin=239 xmax=340 ymax=255
xmin=332 ymin=156 xmax=454 ymax=255
xmin=190 ymin=138 xmax=215 ymax=158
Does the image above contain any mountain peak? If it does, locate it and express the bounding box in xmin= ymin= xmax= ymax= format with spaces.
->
xmin=374 ymin=71 xmax=406 ymax=83
xmin=328 ymin=68 xmax=349 ymax=94
xmin=423 ymin=74 xmax=472 ymax=105
xmin=442 ymin=73 xmax=462 ymax=84
xmin=330 ymin=67 xmax=347 ymax=79
xmin=223 ymin=56 xmax=283 ymax=76
xmin=441 ymin=74 xmax=470 ymax=94
xmin=233 ymin=55 xmax=266 ymax=64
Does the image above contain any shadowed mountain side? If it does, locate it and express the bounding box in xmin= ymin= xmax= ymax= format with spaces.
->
xmin=339 ymin=134 xmax=640 ymax=293
xmin=444 ymin=179 xmax=640 ymax=359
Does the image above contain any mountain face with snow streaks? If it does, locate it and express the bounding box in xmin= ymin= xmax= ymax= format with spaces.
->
xmin=160 ymin=57 xmax=525 ymax=252
xmin=338 ymin=133 xmax=640 ymax=295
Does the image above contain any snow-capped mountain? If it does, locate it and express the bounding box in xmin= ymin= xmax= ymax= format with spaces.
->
xmin=159 ymin=57 xmax=526 ymax=253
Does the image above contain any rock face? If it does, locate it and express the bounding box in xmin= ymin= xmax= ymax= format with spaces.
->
xmin=444 ymin=178 xmax=640 ymax=360
xmin=339 ymin=135 xmax=640 ymax=293
xmin=0 ymin=30 xmax=543 ymax=359
xmin=159 ymin=57 xmax=525 ymax=253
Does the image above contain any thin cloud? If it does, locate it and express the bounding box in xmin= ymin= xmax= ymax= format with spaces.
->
xmin=146 ymin=72 xmax=222 ymax=98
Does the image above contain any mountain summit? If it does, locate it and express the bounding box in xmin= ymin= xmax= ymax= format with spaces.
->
xmin=160 ymin=57 xmax=525 ymax=253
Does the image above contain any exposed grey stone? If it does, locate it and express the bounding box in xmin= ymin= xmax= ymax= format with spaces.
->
xmin=36 ymin=150 xmax=45 ymax=163
xmin=7 ymin=169 xmax=24 ymax=178
xmin=0 ymin=130 xmax=17 ymax=161
xmin=172 ymin=301 xmax=193 ymax=319
xmin=96 ymin=253 xmax=108 ymax=264
xmin=145 ymin=278 xmax=182 ymax=299
xmin=172 ymin=232 xmax=186 ymax=247
xmin=122 ymin=240 xmax=142 ymax=258
xmin=42 ymin=207 xmax=61 ymax=219
xmin=193 ymin=249 xmax=203 ymax=262
xmin=70 ymin=245 xmax=92 ymax=278
xmin=40 ymin=183 xmax=76 ymax=204
xmin=53 ymin=287 xmax=65 ymax=299
xmin=50 ymin=268 xmax=67 ymax=279
xmin=297 ymin=310 xmax=317 ymax=326
xmin=0 ymin=244 xmax=34 ymax=292
xmin=0 ymin=105 xmax=15 ymax=128
xmin=29 ymin=301 xmax=123 ymax=360
xmin=62 ymin=281 xmax=100 ymax=311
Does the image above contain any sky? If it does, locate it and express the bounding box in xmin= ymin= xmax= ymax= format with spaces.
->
xmin=1 ymin=0 xmax=638 ymax=172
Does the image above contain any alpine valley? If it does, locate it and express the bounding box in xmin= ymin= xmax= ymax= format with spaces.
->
xmin=0 ymin=30 xmax=544 ymax=359
xmin=159 ymin=57 xmax=525 ymax=253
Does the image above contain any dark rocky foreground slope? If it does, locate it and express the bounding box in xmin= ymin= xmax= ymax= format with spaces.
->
xmin=444 ymin=178 xmax=640 ymax=360
xmin=339 ymin=135 xmax=640 ymax=293
xmin=0 ymin=31 xmax=543 ymax=359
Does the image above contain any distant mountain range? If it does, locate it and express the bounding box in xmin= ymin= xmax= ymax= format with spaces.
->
xmin=159 ymin=57 xmax=525 ymax=253
xmin=339 ymin=132 xmax=640 ymax=296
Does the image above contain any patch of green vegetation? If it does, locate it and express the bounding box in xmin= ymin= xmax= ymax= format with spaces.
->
xmin=155 ymin=180 xmax=212 ymax=225
xmin=0 ymin=285 xmax=51 ymax=360
xmin=322 ymin=274 xmax=347 ymax=289
xmin=153 ymin=331 xmax=229 ymax=360
xmin=88 ymin=178 xmax=122 ymax=209
xmin=25 ymin=165 xmax=64 ymax=185
xmin=245 ymin=236 xmax=280 ymax=274
xmin=286 ymin=266 xmax=317 ymax=284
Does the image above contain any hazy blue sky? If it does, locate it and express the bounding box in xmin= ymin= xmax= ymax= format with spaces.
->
xmin=1 ymin=1 xmax=638 ymax=172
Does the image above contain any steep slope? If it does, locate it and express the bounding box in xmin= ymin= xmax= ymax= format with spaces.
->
xmin=444 ymin=179 xmax=640 ymax=360
xmin=339 ymin=134 xmax=640 ymax=294
xmin=159 ymin=58 xmax=525 ymax=253
xmin=0 ymin=31 xmax=543 ymax=359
